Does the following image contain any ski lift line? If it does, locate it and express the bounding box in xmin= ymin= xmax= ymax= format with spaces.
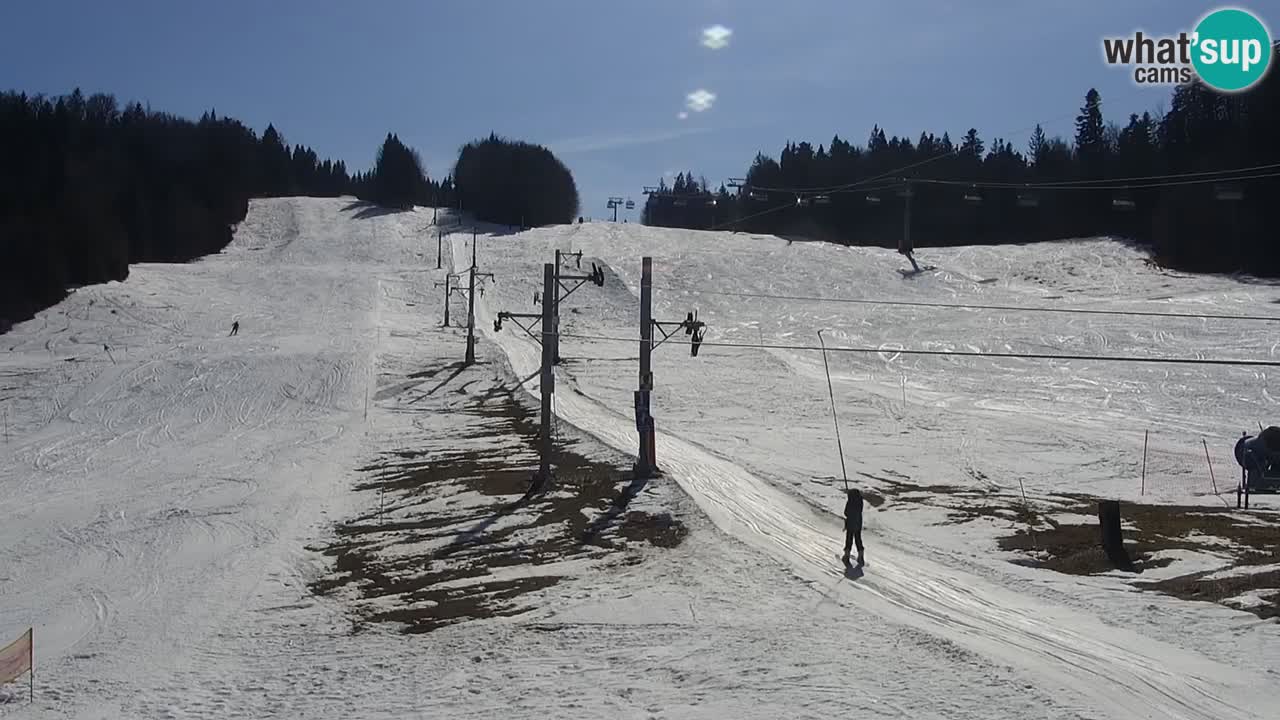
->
xmin=650 ymin=287 xmax=1280 ymax=323
xmin=755 ymin=161 xmax=1280 ymax=196
xmin=740 ymin=87 xmax=1151 ymax=196
xmin=915 ymin=170 xmax=1280 ymax=192
xmin=708 ymin=200 xmax=793 ymax=231
xmin=557 ymin=333 xmax=1280 ymax=368
xmin=713 ymin=181 xmax=902 ymax=231
xmin=922 ymin=162 xmax=1280 ymax=189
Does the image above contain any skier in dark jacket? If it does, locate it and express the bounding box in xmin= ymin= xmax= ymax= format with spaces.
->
xmin=843 ymin=488 xmax=864 ymax=566
xmin=229 ymin=320 xmax=239 ymax=337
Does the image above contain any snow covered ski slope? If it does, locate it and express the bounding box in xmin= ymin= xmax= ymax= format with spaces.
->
xmin=0 ymin=199 xmax=416 ymax=715
xmin=3 ymin=197 xmax=1279 ymax=718
xmin=461 ymin=221 xmax=1280 ymax=720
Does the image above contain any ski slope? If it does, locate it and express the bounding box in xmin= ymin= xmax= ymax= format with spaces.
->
xmin=459 ymin=221 xmax=1280 ymax=719
xmin=2 ymin=197 xmax=1278 ymax=718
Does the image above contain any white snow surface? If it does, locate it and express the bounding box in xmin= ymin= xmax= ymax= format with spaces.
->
xmin=2 ymin=197 xmax=1279 ymax=718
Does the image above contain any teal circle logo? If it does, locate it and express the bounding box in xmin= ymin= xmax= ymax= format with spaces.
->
xmin=1192 ymin=8 xmax=1272 ymax=92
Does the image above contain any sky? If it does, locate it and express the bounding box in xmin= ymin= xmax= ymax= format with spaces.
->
xmin=2 ymin=0 xmax=1275 ymax=220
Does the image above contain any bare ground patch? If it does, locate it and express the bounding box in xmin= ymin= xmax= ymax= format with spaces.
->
xmin=311 ymin=370 xmax=686 ymax=634
xmin=869 ymin=476 xmax=1280 ymax=619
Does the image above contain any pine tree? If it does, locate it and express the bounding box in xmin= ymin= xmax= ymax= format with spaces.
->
xmin=1074 ymin=88 xmax=1106 ymax=179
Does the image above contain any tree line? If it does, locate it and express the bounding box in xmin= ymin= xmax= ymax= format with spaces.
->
xmin=0 ymin=89 xmax=581 ymax=331
xmin=643 ymin=63 xmax=1279 ymax=277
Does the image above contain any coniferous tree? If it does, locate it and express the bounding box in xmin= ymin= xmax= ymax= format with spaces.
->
xmin=0 ymin=90 xmax=353 ymax=331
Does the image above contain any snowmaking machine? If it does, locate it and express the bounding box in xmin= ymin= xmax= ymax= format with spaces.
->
xmin=1234 ymin=426 xmax=1280 ymax=494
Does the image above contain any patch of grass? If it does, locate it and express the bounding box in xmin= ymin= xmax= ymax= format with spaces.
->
xmin=865 ymin=471 xmax=1280 ymax=619
xmin=311 ymin=374 xmax=686 ymax=633
xmin=1141 ymin=570 xmax=1280 ymax=620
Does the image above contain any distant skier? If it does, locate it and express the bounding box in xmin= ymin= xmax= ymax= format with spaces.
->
xmin=229 ymin=320 xmax=239 ymax=337
xmin=842 ymin=488 xmax=865 ymax=566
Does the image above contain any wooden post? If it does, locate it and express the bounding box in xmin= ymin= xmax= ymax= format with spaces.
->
xmin=1140 ymin=430 xmax=1149 ymax=495
xmin=1203 ymin=439 xmax=1218 ymax=495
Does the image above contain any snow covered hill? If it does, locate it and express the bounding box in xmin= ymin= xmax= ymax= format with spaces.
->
xmin=2 ymin=197 xmax=1278 ymax=718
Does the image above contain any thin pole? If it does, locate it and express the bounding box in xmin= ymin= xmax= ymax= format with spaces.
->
xmin=538 ymin=263 xmax=556 ymax=487
xmin=465 ymin=236 xmax=477 ymax=365
xmin=817 ymin=330 xmax=849 ymax=491
xmin=1203 ymin=438 xmax=1219 ymax=495
xmin=1141 ymin=430 xmax=1149 ymax=496
xmin=443 ymin=276 xmax=451 ymax=327
xmin=552 ymin=250 xmax=562 ymax=364
xmin=436 ymin=228 xmax=443 ymax=270
xmin=29 ymin=627 xmax=33 ymax=703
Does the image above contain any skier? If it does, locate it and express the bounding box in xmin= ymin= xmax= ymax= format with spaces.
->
xmin=229 ymin=320 xmax=239 ymax=337
xmin=842 ymin=488 xmax=865 ymax=566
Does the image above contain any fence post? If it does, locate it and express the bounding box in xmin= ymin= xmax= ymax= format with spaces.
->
xmin=1140 ymin=430 xmax=1149 ymax=496
xmin=1202 ymin=438 xmax=1218 ymax=495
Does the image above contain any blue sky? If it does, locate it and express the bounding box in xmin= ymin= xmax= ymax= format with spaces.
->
xmin=1 ymin=1 xmax=1273 ymax=219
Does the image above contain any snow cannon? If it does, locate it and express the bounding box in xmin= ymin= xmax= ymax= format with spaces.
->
xmin=1234 ymin=426 xmax=1280 ymax=493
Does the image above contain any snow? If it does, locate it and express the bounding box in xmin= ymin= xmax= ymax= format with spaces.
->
xmin=2 ymin=198 xmax=1279 ymax=718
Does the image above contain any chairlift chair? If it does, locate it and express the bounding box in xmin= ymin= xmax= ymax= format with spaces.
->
xmin=1112 ymin=191 xmax=1136 ymax=211
xmin=813 ymin=194 xmax=831 ymax=205
xmin=864 ymin=193 xmax=882 ymax=205
xmin=749 ymin=190 xmax=768 ymax=202
xmin=1016 ymin=191 xmax=1040 ymax=208
xmin=625 ymin=199 xmax=636 ymax=210
xmin=963 ymin=186 xmax=982 ymax=204
xmin=673 ymin=197 xmax=688 ymax=207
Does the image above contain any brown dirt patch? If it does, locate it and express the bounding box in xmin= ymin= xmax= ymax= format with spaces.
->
xmin=311 ymin=375 xmax=686 ymax=633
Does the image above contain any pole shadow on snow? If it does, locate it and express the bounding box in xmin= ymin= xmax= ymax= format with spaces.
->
xmin=578 ymin=472 xmax=650 ymax=545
